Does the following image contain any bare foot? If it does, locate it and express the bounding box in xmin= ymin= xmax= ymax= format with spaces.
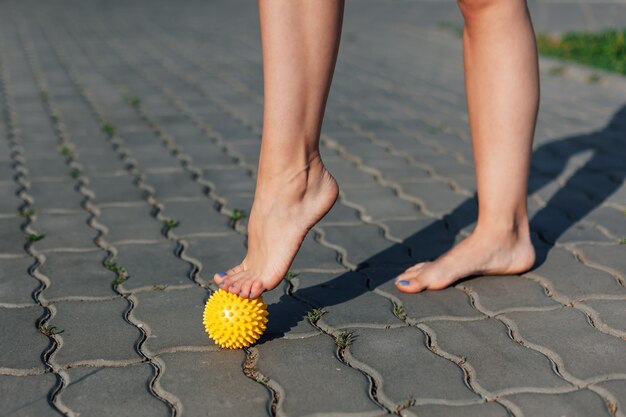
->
xmin=394 ymin=226 xmax=535 ymax=293
xmin=214 ymin=156 xmax=338 ymax=299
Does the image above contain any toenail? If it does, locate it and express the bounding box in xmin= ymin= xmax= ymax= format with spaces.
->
xmin=397 ymin=280 xmax=410 ymax=286
xmin=249 ymin=292 xmax=253 ymax=297
xmin=217 ymin=272 xmax=226 ymax=277
xmin=230 ymin=284 xmax=235 ymax=288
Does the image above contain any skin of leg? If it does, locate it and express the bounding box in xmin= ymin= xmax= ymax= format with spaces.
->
xmin=395 ymin=0 xmax=539 ymax=292
xmin=214 ymin=0 xmax=344 ymax=298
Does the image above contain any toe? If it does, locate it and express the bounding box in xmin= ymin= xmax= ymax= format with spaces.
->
xmin=249 ymin=281 xmax=264 ymax=299
xmin=404 ymin=262 xmax=429 ymax=274
xmin=238 ymin=279 xmax=254 ymax=299
xmin=214 ymin=272 xmax=229 ymax=287
xmin=227 ymin=265 xmax=244 ymax=276
xmin=394 ymin=271 xmax=427 ymax=293
xmin=226 ymin=271 xmax=246 ymax=295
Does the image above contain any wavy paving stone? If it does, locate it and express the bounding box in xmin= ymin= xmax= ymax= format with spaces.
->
xmin=263 ymin=282 xmax=321 ymax=338
xmin=531 ymin=206 xmax=611 ymax=244
xmin=41 ymin=250 xmax=118 ymax=299
xmin=382 ymin=218 xmax=459 ymax=262
xmin=530 ymin=247 xmax=625 ymax=299
xmin=201 ymin=167 xmax=255 ymax=195
xmin=23 ymin=157 xmax=70 ymax=180
xmin=399 ymin=180 xmax=469 ymax=215
xmin=459 ymin=275 xmax=560 ymax=313
xmin=52 ymin=299 xmax=142 ymax=364
xmin=0 ymin=217 xmax=26 ymax=255
xmin=575 ymin=243 xmax=626 ymax=279
xmin=341 ymin=185 xmax=422 ymax=221
xmin=324 ymin=157 xmax=378 ymax=186
xmin=133 ymin=286 xmax=212 ymax=353
xmin=593 ymin=379 xmax=626 ymax=416
xmin=0 ymin=257 xmax=39 ymax=305
xmin=504 ymin=308 xmax=626 ymax=381
xmin=319 ymin=224 xmax=412 ymax=267
xmin=159 ymin=351 xmax=269 ymax=417
xmin=0 ymin=306 xmax=48 ymax=370
xmin=145 ymin=171 xmax=206 ymax=200
xmin=580 ymin=300 xmax=626 ymax=333
xmin=290 ymin=233 xmax=343 ymax=271
xmin=256 ymin=334 xmax=384 ymax=417
xmin=318 ymin=201 xmax=361 ymax=225
xmin=159 ymin=200 xmax=233 ymax=236
xmin=185 ymin=234 xmax=247 ymax=282
xmin=0 ymin=184 xmax=19 ymax=213
xmin=76 ymin=153 xmax=128 ymax=177
xmin=0 ymin=374 xmax=58 ymax=417
xmin=35 ymin=212 xmax=97 ymax=251
xmin=348 ymin=326 xmax=479 ymax=405
xmin=113 ymin=241 xmax=191 ymax=290
xmin=28 ymin=181 xmax=83 ymax=210
xmin=88 ymin=175 xmax=146 ymax=204
xmin=412 ymin=403 xmax=508 ymax=417
xmin=63 ymin=365 xmax=171 ymax=417
xmin=98 ymin=206 xmax=164 ymax=243
xmin=504 ymin=389 xmax=611 ymax=417
xmin=427 ymin=318 xmax=569 ymax=393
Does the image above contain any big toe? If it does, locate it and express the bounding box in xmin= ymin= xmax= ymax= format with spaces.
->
xmin=394 ymin=270 xmax=428 ymax=293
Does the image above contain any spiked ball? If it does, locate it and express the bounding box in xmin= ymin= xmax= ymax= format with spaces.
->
xmin=202 ymin=289 xmax=268 ymax=349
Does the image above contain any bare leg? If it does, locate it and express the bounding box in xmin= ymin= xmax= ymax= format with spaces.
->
xmin=395 ymin=0 xmax=538 ymax=292
xmin=214 ymin=0 xmax=344 ymax=298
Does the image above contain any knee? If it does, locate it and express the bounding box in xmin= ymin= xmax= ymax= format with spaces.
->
xmin=457 ymin=0 xmax=525 ymax=21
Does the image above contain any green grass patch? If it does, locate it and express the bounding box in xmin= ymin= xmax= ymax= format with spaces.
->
xmin=536 ymin=29 xmax=626 ymax=75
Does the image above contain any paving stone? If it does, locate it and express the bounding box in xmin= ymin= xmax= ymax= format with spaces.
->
xmin=503 ymin=308 xmax=626 ymax=380
xmin=576 ymin=243 xmax=626 ymax=279
xmin=427 ymin=318 xmax=568 ymax=393
xmin=132 ymin=287 xmax=210 ymax=353
xmin=159 ymin=351 xmax=269 ymax=417
xmin=75 ymin=153 xmax=128 ymax=177
xmin=348 ymin=327 xmax=478 ymax=405
xmin=99 ymin=205 xmax=164 ymax=243
xmin=159 ymin=199 xmax=233 ymax=236
xmin=382 ymin=218 xmax=459 ymax=261
xmin=319 ymin=224 xmax=412 ymax=268
xmin=0 ymin=374 xmax=57 ymax=417
xmin=531 ymin=206 xmax=611 ymax=244
xmin=0 ymin=217 xmax=27 ymax=254
xmin=52 ymin=299 xmax=142 ymax=364
xmin=145 ymin=171 xmax=206 ymax=200
xmin=531 ymin=247 xmax=626 ymax=299
xmin=318 ymin=200 xmax=362 ymax=224
xmin=593 ymin=379 xmax=626 ymax=416
xmin=113 ymin=241 xmax=191 ymax=290
xmin=581 ymin=299 xmax=626 ymax=333
xmin=35 ymin=212 xmax=97 ymax=251
xmin=459 ymin=275 xmax=560 ymax=313
xmin=324 ymin=157 xmax=377 ymax=186
xmin=40 ymin=250 xmax=118 ymax=299
xmin=64 ymin=365 xmax=170 ymax=417
xmin=25 ymin=157 xmax=76 ymax=180
xmin=290 ymin=233 xmax=343 ymax=271
xmin=127 ymin=146 xmax=180 ymax=170
xmin=504 ymin=389 xmax=611 ymax=417
xmin=399 ymin=180 xmax=468 ymax=215
xmin=262 ymin=281 xmax=322 ymax=338
xmin=202 ymin=167 xmax=255 ymax=195
xmin=28 ymin=181 xmax=83 ymax=210
xmin=585 ymin=206 xmax=626 ymax=238
xmin=256 ymin=335 xmax=383 ymax=416
xmin=0 ymin=306 xmax=47 ymax=370
xmin=185 ymin=235 xmax=246 ymax=283
xmin=0 ymin=257 xmax=38 ymax=305
xmin=412 ymin=403 xmax=508 ymax=417
xmin=88 ymin=175 xmax=145 ymax=204
xmin=341 ymin=185 xmax=421 ymax=221
xmin=0 ymin=184 xmax=20 ymax=214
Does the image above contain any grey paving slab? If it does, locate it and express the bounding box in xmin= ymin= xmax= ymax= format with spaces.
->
xmin=63 ymin=365 xmax=171 ymax=417
xmin=201 ymin=167 xmax=256 ymax=195
xmin=51 ymin=299 xmax=142 ymax=364
xmin=580 ymin=299 xmax=626 ymax=333
xmin=0 ymin=374 xmax=58 ymax=417
xmin=0 ymin=217 xmax=26 ymax=255
xmin=133 ymin=286 xmax=212 ymax=353
xmin=23 ymin=157 xmax=72 ymax=180
xmin=412 ymin=403 xmax=508 ymax=417
xmin=459 ymin=275 xmax=560 ymax=313
xmin=35 ymin=212 xmax=97 ymax=251
xmin=88 ymin=175 xmax=145 ymax=204
xmin=159 ymin=351 xmax=270 ymax=417
xmin=341 ymin=185 xmax=421 ymax=221
xmin=504 ymin=308 xmax=626 ymax=381
xmin=504 ymin=389 xmax=611 ymax=417
xmin=185 ymin=234 xmax=247 ymax=282
xmin=593 ymin=379 xmax=626 ymax=417
xmin=426 ymin=318 xmax=569 ymax=393
xmin=113 ymin=241 xmax=191 ymax=290
xmin=0 ymin=257 xmax=38 ymax=306
xmin=530 ymin=247 xmax=625 ymax=299
xmin=145 ymin=171 xmax=206 ymax=200
xmin=575 ymin=243 xmax=626 ymax=278
xmin=256 ymin=335 xmax=384 ymax=417
xmin=28 ymin=181 xmax=83 ymax=210
xmin=399 ymin=180 xmax=469 ymax=215
xmin=98 ymin=205 xmax=164 ymax=243
xmin=159 ymin=199 xmax=233 ymax=236
xmin=0 ymin=306 xmax=48 ymax=370
xmin=348 ymin=327 xmax=479 ymax=405
xmin=0 ymin=184 xmax=20 ymax=214
xmin=290 ymin=233 xmax=343 ymax=271
xmin=40 ymin=250 xmax=118 ymax=299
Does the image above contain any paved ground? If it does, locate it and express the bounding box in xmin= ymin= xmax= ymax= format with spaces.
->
xmin=1 ymin=1 xmax=625 ymax=416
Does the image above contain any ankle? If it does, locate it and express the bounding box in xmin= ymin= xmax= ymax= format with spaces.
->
xmin=474 ymin=214 xmax=530 ymax=242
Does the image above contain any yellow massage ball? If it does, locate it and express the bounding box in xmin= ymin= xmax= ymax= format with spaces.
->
xmin=202 ymin=289 xmax=269 ymax=349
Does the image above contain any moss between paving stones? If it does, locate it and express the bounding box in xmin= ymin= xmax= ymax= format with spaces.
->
xmin=537 ymin=28 xmax=626 ymax=75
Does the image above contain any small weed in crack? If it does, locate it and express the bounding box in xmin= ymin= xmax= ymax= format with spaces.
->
xmin=163 ymin=218 xmax=179 ymax=231
xmin=335 ymin=331 xmax=354 ymax=350
xmin=394 ymin=396 xmax=416 ymax=413
xmin=306 ymin=308 xmax=326 ymax=325
xmin=101 ymin=122 xmax=116 ymax=137
xmin=27 ymin=232 xmax=45 ymax=242
xmin=393 ymin=303 xmax=406 ymax=320
xmin=39 ymin=325 xmax=63 ymax=336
